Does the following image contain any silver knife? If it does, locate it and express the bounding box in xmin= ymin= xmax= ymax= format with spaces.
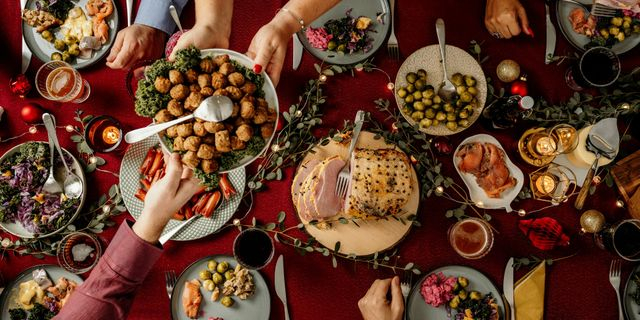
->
xmin=275 ymin=255 xmax=290 ymax=320
xmin=126 ymin=0 xmax=134 ymax=26
xmin=20 ymin=0 xmax=32 ymax=73
xmin=545 ymin=3 xmax=556 ymax=64
xmin=503 ymin=257 xmax=515 ymax=320
xmin=292 ymin=33 xmax=303 ymax=70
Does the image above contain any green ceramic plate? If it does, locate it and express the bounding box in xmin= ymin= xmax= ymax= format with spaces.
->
xmin=119 ymin=135 xmax=246 ymax=241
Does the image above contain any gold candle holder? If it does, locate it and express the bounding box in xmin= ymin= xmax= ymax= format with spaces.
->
xmin=529 ymin=163 xmax=577 ymax=204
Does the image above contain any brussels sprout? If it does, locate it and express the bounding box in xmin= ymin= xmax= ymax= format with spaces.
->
xmin=207 ymin=260 xmax=218 ymax=272
xmin=460 ymin=92 xmax=473 ymax=103
xmin=413 ymin=101 xmax=426 ymax=111
xmin=449 ymin=296 xmax=460 ymax=309
xmin=446 ymin=121 xmax=458 ymax=131
xmin=425 ymin=108 xmax=436 ymax=119
xmin=54 ymin=39 xmax=67 ymax=51
xmin=470 ymin=291 xmax=482 ymax=300
xmin=616 ymin=32 xmax=625 ymax=42
xmin=336 ymin=44 xmax=346 ymax=52
xmin=51 ymin=52 xmax=63 ymax=61
xmin=446 ymin=112 xmax=457 ymax=121
xmin=435 ymin=111 xmax=446 ymax=121
xmin=456 ymin=85 xmax=466 ymax=95
xmin=451 ymin=73 xmax=464 ymax=86
xmin=623 ymin=16 xmax=632 ymax=23
xmin=414 ymin=79 xmax=426 ymax=91
xmin=64 ymin=35 xmax=78 ymax=45
xmin=41 ymin=30 xmax=54 ymax=42
xmin=61 ymin=52 xmax=72 ymax=62
xmin=623 ymin=20 xmax=631 ymax=29
xmin=199 ymin=270 xmax=212 ymax=280
xmin=212 ymin=272 xmax=224 ymax=284
xmin=327 ymin=40 xmax=337 ymax=51
xmin=423 ymin=88 xmax=436 ymax=99
xmin=458 ymin=119 xmax=470 ymax=128
xmin=432 ymin=104 xmax=441 ymax=110
xmin=397 ymin=88 xmax=408 ymax=98
xmin=458 ymin=110 xmax=469 ymax=119
xmin=404 ymin=95 xmax=415 ymax=104
xmin=611 ymin=17 xmax=623 ymax=27
xmin=432 ymin=119 xmax=440 ymax=127
xmin=412 ymin=91 xmax=423 ymax=100
xmin=467 ymin=86 xmax=478 ymax=97
xmin=220 ymin=296 xmax=235 ymax=307
xmin=610 ymin=26 xmax=620 ymax=36
xmin=458 ymin=289 xmax=468 ymax=300
xmin=416 ymin=69 xmax=427 ymax=79
xmin=456 ymin=100 xmax=464 ymax=107
xmin=421 ymin=98 xmax=433 ymax=106
xmin=406 ymin=84 xmax=415 ymax=93
xmin=464 ymin=104 xmax=475 ymax=113
xmin=464 ymin=75 xmax=477 ymax=87
xmin=406 ymin=72 xmax=418 ymax=84
xmin=202 ymin=279 xmax=215 ymax=291
xmin=217 ymin=261 xmax=230 ymax=273
xmin=634 ymin=25 xmax=640 ymax=34
xmin=402 ymin=106 xmax=413 ymax=115
xmin=432 ymin=95 xmax=442 ymax=105
xmin=600 ymin=28 xmax=610 ymax=39
xmin=411 ymin=111 xmax=425 ymax=121
xmin=224 ymin=270 xmax=235 ymax=280
xmin=419 ymin=118 xmax=432 ymax=128
xmin=67 ymin=43 xmax=80 ymax=57
xmin=443 ymin=103 xmax=454 ymax=113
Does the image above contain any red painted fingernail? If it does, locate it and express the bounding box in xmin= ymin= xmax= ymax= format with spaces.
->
xmin=253 ymin=64 xmax=262 ymax=73
xmin=527 ymin=27 xmax=534 ymax=38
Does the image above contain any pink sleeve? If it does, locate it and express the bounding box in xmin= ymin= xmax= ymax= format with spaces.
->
xmin=54 ymin=221 xmax=163 ymax=320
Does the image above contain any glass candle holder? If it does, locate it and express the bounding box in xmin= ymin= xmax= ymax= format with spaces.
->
xmin=233 ymin=228 xmax=275 ymax=270
xmin=36 ymin=61 xmax=90 ymax=103
xmin=448 ymin=218 xmax=494 ymax=260
xmin=56 ymin=232 xmax=102 ymax=274
xmin=529 ymin=163 xmax=577 ymax=204
xmin=84 ymin=115 xmax=123 ymax=153
xmin=548 ymin=124 xmax=578 ymax=155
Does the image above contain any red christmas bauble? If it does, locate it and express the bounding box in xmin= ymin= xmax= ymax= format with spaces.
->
xmin=433 ymin=136 xmax=453 ymax=155
xmin=519 ymin=217 xmax=570 ymax=251
xmin=510 ymin=80 xmax=528 ymax=96
xmin=21 ymin=103 xmax=45 ymax=124
xmin=10 ymin=74 xmax=32 ymax=98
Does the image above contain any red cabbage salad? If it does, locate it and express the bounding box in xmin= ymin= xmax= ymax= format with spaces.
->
xmin=0 ymin=142 xmax=79 ymax=234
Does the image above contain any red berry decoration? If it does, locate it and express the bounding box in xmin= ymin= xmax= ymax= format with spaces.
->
xmin=510 ymin=75 xmax=528 ymax=96
xmin=20 ymin=103 xmax=45 ymax=124
xmin=433 ymin=137 xmax=453 ymax=155
xmin=519 ymin=217 xmax=570 ymax=251
xmin=165 ymin=30 xmax=188 ymax=58
xmin=10 ymin=74 xmax=32 ymax=98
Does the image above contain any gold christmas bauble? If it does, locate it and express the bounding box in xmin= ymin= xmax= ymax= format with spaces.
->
xmin=496 ymin=59 xmax=521 ymax=83
xmin=580 ymin=210 xmax=605 ymax=233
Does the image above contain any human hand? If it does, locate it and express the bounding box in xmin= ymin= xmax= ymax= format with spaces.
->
xmin=246 ymin=19 xmax=293 ymax=86
xmin=132 ymin=153 xmax=201 ymax=243
xmin=485 ymin=0 xmax=532 ymax=39
xmin=106 ymin=24 xmax=166 ymax=69
xmin=358 ymin=277 xmax=404 ymax=320
xmin=168 ymin=23 xmax=230 ymax=61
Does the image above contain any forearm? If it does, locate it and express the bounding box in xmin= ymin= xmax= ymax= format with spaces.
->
xmin=132 ymin=208 xmax=172 ymax=243
xmin=194 ymin=0 xmax=233 ymax=37
xmin=272 ymin=0 xmax=342 ymax=36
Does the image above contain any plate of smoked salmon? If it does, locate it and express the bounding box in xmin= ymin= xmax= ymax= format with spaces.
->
xmin=454 ymin=134 xmax=524 ymax=212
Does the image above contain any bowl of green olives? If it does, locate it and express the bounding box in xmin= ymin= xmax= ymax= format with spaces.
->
xmin=394 ymin=45 xmax=487 ymax=136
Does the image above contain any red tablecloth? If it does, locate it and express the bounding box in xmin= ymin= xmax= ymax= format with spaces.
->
xmin=1 ymin=1 xmax=639 ymax=319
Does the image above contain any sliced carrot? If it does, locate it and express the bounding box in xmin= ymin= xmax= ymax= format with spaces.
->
xmin=201 ymin=191 xmax=221 ymax=218
xmin=140 ymin=178 xmax=152 ymax=191
xmin=184 ymin=206 xmax=194 ymax=219
xmin=219 ymin=174 xmax=236 ymax=200
xmin=151 ymin=168 xmax=163 ymax=184
xmin=193 ymin=193 xmax=211 ymax=214
xmin=140 ymin=148 xmax=156 ymax=174
xmin=147 ymin=151 xmax=164 ymax=176
xmin=134 ymin=189 xmax=146 ymax=201
xmin=172 ymin=212 xmax=185 ymax=220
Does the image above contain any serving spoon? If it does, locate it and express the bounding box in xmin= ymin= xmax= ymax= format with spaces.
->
xmin=435 ymin=18 xmax=457 ymax=103
xmin=42 ymin=113 xmax=84 ymax=199
xmin=42 ymin=122 xmax=63 ymax=195
xmin=124 ymin=95 xmax=234 ymax=144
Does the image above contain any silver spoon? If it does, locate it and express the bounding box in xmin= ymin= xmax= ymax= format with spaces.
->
xmin=435 ymin=18 xmax=457 ymax=103
xmin=169 ymin=5 xmax=183 ymax=32
xmin=42 ymin=114 xmax=84 ymax=199
xmin=42 ymin=125 xmax=63 ymax=195
xmin=125 ymin=95 xmax=234 ymax=144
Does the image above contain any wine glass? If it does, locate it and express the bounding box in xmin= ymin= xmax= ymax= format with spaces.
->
xmin=565 ymin=47 xmax=621 ymax=91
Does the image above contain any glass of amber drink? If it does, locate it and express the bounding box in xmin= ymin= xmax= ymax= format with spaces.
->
xmin=36 ymin=61 xmax=91 ymax=103
xmin=449 ymin=218 xmax=494 ymax=259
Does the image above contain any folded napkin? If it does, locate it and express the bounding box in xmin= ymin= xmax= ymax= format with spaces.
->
xmin=514 ymin=261 xmax=546 ymax=320
xmin=595 ymin=0 xmax=640 ymax=13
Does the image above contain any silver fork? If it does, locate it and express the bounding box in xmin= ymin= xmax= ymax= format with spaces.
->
xmin=591 ymin=3 xmax=617 ymax=17
xmin=387 ymin=0 xmax=400 ymax=60
xmin=400 ymin=271 xmax=412 ymax=320
xmin=335 ymin=111 xmax=365 ymax=197
xmin=165 ymin=270 xmax=177 ymax=300
xmin=609 ymin=259 xmax=624 ymax=320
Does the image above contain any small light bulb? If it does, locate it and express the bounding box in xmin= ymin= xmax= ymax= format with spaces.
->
xmin=355 ymin=66 xmax=364 ymax=72
xmin=89 ymin=156 xmax=98 ymax=164
xmin=518 ymin=209 xmax=527 ymax=217
xmin=233 ymin=219 xmax=241 ymax=226
xmin=616 ymin=200 xmax=624 ymax=208
xmin=65 ymin=125 xmax=75 ymax=133
xmin=271 ymin=144 xmax=280 ymax=152
xmin=295 ymin=110 xmax=302 ymax=117
xmin=476 ymin=201 xmax=484 ymax=208
xmin=319 ymin=74 xmax=328 ymax=82
xmin=102 ymin=205 xmax=111 ymax=214
xmin=619 ymin=103 xmax=630 ymax=110
xmin=28 ymin=126 xmax=38 ymax=134
xmin=387 ymin=82 xmax=395 ymax=90
xmin=435 ymin=186 xmax=444 ymax=194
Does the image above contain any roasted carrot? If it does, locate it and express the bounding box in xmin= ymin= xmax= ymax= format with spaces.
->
xmin=140 ymin=148 xmax=156 ymax=174
xmin=140 ymin=178 xmax=152 ymax=191
xmin=184 ymin=206 xmax=194 ymax=219
xmin=151 ymin=168 xmax=163 ymax=184
xmin=219 ymin=174 xmax=236 ymax=200
xmin=172 ymin=211 xmax=185 ymax=220
xmin=147 ymin=151 xmax=164 ymax=176
xmin=134 ymin=189 xmax=147 ymax=201
xmin=201 ymin=191 xmax=221 ymax=218
xmin=193 ymin=193 xmax=210 ymax=214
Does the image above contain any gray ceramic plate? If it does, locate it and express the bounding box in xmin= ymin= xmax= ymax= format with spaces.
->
xmin=0 ymin=142 xmax=87 ymax=239
xmin=624 ymin=264 xmax=640 ymax=320
xmin=170 ymin=255 xmax=271 ymax=320
xmin=297 ymin=0 xmax=390 ymax=65
xmin=555 ymin=0 xmax=640 ymax=54
xmin=22 ymin=0 xmax=118 ymax=69
xmin=394 ymin=44 xmax=487 ymax=136
xmin=119 ymin=135 xmax=246 ymax=241
xmin=0 ymin=264 xmax=84 ymax=318
xmin=407 ymin=265 xmax=505 ymax=320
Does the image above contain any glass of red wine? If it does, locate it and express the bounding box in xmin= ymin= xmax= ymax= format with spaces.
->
xmin=84 ymin=115 xmax=123 ymax=153
xmin=233 ymin=228 xmax=275 ymax=270
xmin=594 ymin=219 xmax=640 ymax=261
xmin=565 ymin=46 xmax=621 ymax=91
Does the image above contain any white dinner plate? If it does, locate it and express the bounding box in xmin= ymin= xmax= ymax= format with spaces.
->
xmin=624 ymin=264 xmax=640 ymax=320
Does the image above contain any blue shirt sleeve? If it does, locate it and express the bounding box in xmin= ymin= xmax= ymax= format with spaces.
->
xmin=134 ymin=0 xmax=189 ymax=35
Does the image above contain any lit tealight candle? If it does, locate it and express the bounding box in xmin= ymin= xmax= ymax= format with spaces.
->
xmin=101 ymin=126 xmax=121 ymax=146
xmin=535 ymin=136 xmax=557 ymax=156
xmin=535 ymin=174 xmax=556 ymax=195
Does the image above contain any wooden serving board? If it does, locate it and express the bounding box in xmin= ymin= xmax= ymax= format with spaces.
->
xmin=292 ymin=131 xmax=420 ymax=256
